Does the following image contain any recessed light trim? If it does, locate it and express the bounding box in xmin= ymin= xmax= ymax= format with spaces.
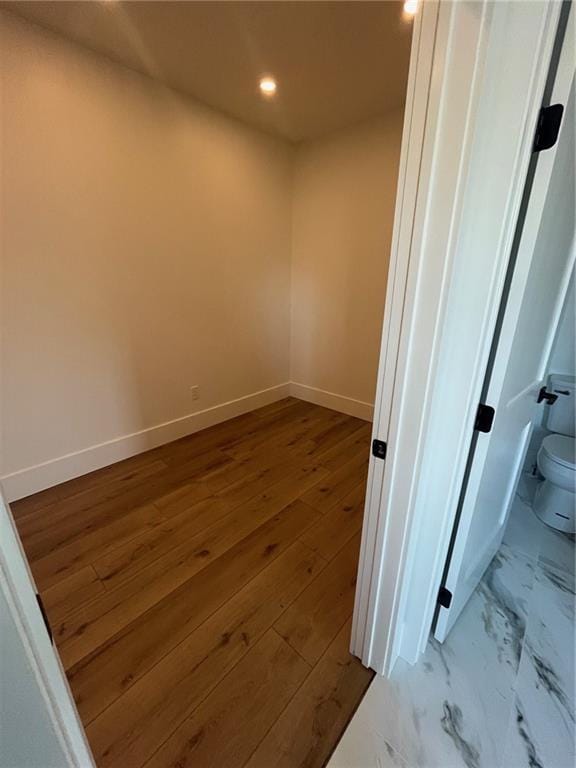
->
xmin=259 ymin=76 xmax=277 ymax=97
xmin=403 ymin=0 xmax=418 ymax=17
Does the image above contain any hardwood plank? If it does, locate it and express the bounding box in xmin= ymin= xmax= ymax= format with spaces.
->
xmin=203 ymin=451 xmax=283 ymax=493
xmin=18 ymin=460 xmax=168 ymax=557
xmin=161 ymin=400 xmax=313 ymax=468
xmin=213 ymin=458 xmax=307 ymax=509
xmin=143 ymin=629 xmax=310 ymax=768
xmin=12 ymin=400 xmax=372 ymax=768
xmin=92 ymin=496 xmax=232 ymax=589
xmin=317 ymin=422 xmax=371 ymax=472
xmin=251 ymin=396 xmax=301 ymax=419
xmin=300 ymin=482 xmax=366 ymax=562
xmin=203 ymin=419 xmax=328 ymax=493
xmin=151 ymin=413 xmax=259 ymax=466
xmin=30 ymin=503 xmax=165 ymax=591
xmin=42 ymin=566 xmax=104 ymax=624
xmin=245 ymin=619 xmax=374 ymax=768
xmin=299 ymin=414 xmax=367 ymax=460
xmin=274 ymin=533 xmax=361 ymax=665
xmin=20 ymin=452 xmax=229 ymax=563
xmin=300 ymin=452 xmax=368 ymax=514
xmin=222 ymin=406 xmax=322 ymax=460
xmin=94 ymin=456 xmax=321 ymax=591
xmin=243 ymin=408 xmax=347 ymax=464
xmin=54 ymin=465 xmax=327 ymax=666
xmin=87 ymin=541 xmax=326 ymax=768
xmin=153 ymin=403 xmax=315 ymax=468
xmin=66 ymin=498 xmax=322 ymax=722
xmin=151 ymin=479 xmax=215 ymax=516
xmin=29 ymin=477 xmax=220 ymax=591
xmin=9 ymin=454 xmax=169 ymax=521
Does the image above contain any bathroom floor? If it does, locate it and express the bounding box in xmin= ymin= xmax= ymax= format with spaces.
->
xmin=328 ymin=473 xmax=575 ymax=768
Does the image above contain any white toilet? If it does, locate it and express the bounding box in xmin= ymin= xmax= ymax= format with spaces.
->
xmin=534 ymin=374 xmax=576 ymax=533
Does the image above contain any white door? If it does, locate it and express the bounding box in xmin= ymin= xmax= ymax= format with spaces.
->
xmin=0 ymin=488 xmax=94 ymax=766
xmin=435 ymin=9 xmax=575 ymax=642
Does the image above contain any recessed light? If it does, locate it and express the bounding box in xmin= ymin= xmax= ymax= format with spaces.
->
xmin=259 ymin=76 xmax=277 ymax=97
xmin=403 ymin=0 xmax=418 ymax=17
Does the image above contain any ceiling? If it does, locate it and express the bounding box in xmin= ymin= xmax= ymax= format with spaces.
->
xmin=1 ymin=1 xmax=413 ymax=143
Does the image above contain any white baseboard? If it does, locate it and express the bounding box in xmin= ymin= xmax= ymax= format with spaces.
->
xmin=289 ymin=382 xmax=374 ymax=422
xmin=1 ymin=383 xmax=291 ymax=502
xmin=2 ymin=380 xmax=373 ymax=502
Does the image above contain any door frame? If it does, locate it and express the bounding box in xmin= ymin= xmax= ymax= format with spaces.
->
xmin=0 ymin=1 xmax=564 ymax=755
xmin=435 ymin=2 xmax=575 ymax=643
xmin=352 ymin=0 xmax=564 ymax=674
xmin=0 ymin=489 xmax=95 ymax=766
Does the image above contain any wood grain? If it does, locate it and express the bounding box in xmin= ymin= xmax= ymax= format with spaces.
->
xmin=12 ymin=399 xmax=373 ymax=768
xmin=274 ymin=533 xmax=361 ymax=665
xmin=300 ymin=482 xmax=366 ymax=561
xmin=144 ymin=630 xmax=310 ymax=768
xmin=245 ymin=619 xmax=373 ymax=768
xmin=88 ymin=542 xmax=325 ymax=768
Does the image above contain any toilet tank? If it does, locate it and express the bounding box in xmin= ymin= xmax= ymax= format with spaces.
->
xmin=546 ymin=374 xmax=576 ymax=436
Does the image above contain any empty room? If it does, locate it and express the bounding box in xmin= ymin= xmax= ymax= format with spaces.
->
xmin=3 ymin=3 xmax=575 ymax=768
xmin=0 ymin=2 xmax=413 ymax=766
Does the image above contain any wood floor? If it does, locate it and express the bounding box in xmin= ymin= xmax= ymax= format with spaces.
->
xmin=11 ymin=398 xmax=374 ymax=768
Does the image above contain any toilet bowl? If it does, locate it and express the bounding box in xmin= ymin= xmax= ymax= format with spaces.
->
xmin=534 ymin=434 xmax=575 ymax=533
xmin=532 ymin=374 xmax=576 ymax=533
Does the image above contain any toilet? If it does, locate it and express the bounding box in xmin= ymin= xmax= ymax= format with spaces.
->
xmin=534 ymin=374 xmax=576 ymax=533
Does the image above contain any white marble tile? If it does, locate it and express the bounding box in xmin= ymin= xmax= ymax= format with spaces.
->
xmin=330 ymin=546 xmax=536 ymax=768
xmin=329 ymin=711 xmax=409 ymax=768
xmin=503 ymin=495 xmax=543 ymax=562
xmin=516 ymin=473 xmax=541 ymax=507
xmin=501 ymin=562 xmax=575 ymax=768
xmin=330 ymin=490 xmax=575 ymax=768
xmin=538 ymin=527 xmax=575 ymax=576
xmin=504 ymin=480 xmax=575 ymax=575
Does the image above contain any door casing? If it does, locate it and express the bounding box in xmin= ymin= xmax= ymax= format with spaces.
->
xmin=0 ymin=489 xmax=95 ymax=766
xmin=352 ymin=0 xmax=564 ymax=674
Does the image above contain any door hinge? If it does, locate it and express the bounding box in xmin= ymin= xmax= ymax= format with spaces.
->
xmin=36 ymin=593 xmax=53 ymax=643
xmin=437 ymin=586 xmax=453 ymax=609
xmin=537 ymin=386 xmax=558 ymax=405
xmin=372 ymin=439 xmax=387 ymax=460
xmin=533 ymin=104 xmax=564 ymax=152
xmin=474 ymin=403 xmax=495 ymax=433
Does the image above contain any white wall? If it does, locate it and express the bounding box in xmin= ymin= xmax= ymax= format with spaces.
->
xmin=0 ymin=11 xmax=404 ymax=498
xmin=290 ymin=113 xmax=404 ymax=413
xmin=0 ymin=12 xmax=293 ymax=486
xmin=0 ymin=587 xmax=68 ymax=768
xmin=549 ymin=268 xmax=575 ymax=376
xmin=523 ymin=265 xmax=576 ymax=472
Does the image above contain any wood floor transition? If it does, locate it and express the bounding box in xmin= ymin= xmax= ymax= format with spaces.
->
xmin=11 ymin=397 xmax=374 ymax=768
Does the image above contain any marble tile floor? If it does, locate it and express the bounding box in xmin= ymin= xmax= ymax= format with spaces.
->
xmin=329 ymin=474 xmax=575 ymax=768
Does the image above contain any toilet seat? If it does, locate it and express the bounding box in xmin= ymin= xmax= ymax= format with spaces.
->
xmin=540 ymin=434 xmax=576 ymax=471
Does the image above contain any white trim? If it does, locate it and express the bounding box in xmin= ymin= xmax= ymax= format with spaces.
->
xmin=289 ymin=382 xmax=373 ymax=421
xmin=1 ymin=379 xmax=376 ymax=502
xmin=0 ymin=488 xmax=94 ymax=766
xmin=351 ymin=0 xmax=440 ymax=671
xmin=1 ymin=383 xmax=290 ymax=502
xmin=394 ymin=0 xmax=561 ymax=665
xmin=434 ymin=7 xmax=575 ymax=643
xmin=352 ymin=0 xmax=561 ymax=675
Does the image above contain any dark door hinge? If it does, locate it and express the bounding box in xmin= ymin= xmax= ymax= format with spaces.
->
xmin=537 ymin=386 xmax=558 ymax=405
xmin=474 ymin=403 xmax=495 ymax=433
xmin=533 ymin=104 xmax=564 ymax=152
xmin=36 ymin=593 xmax=53 ymax=643
xmin=437 ymin=586 xmax=453 ymax=609
xmin=372 ymin=439 xmax=387 ymax=460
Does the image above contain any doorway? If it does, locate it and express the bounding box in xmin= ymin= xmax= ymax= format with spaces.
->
xmin=0 ymin=2 xmax=415 ymax=767
xmin=331 ymin=4 xmax=574 ymax=767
